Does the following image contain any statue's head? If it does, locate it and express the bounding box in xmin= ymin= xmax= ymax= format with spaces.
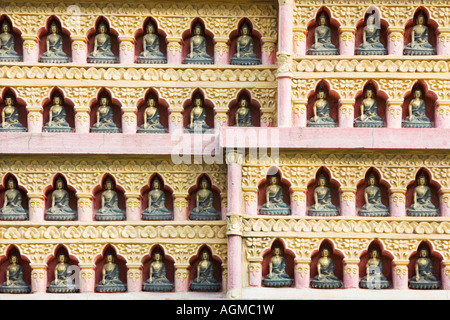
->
xmin=416 ymin=12 xmax=426 ymax=25
xmin=4 ymin=93 xmax=14 ymax=106
xmin=7 ymin=178 xmax=16 ymax=189
xmin=418 ymin=173 xmax=427 ymax=185
xmin=104 ymin=178 xmax=114 ymax=190
xmin=368 ymin=174 xmax=377 ymax=186
xmin=273 ymin=246 xmax=281 ymax=256
xmin=58 ymin=253 xmax=66 ymax=263
xmin=367 ymin=13 xmax=377 ymax=26
xmin=10 ymin=254 xmax=18 ymax=264
xmin=365 ymin=85 xmax=374 ymax=98
xmin=318 ymin=174 xmax=327 ymax=186
xmin=106 ymin=253 xmax=114 ymax=262
xmin=53 ymin=93 xmax=62 ymax=105
xmin=50 ymin=21 xmax=59 ymax=34
xmin=153 ymin=251 xmax=162 ymax=261
xmin=240 ymin=23 xmax=250 ymax=36
xmin=318 ymin=12 xmax=327 ymax=26
xmin=269 ymin=175 xmax=278 ymax=185
xmin=146 ymin=22 xmax=155 ymax=34
xmin=194 ymin=94 xmax=203 ymax=106
xmin=193 ymin=23 xmax=203 ymax=36
xmin=321 ymin=246 xmax=330 ymax=257
xmin=2 ymin=20 xmax=10 ymax=32
xmin=370 ymin=249 xmax=379 ymax=258
xmin=200 ymin=177 xmax=209 ymax=189
xmin=413 ymin=87 xmax=422 ymax=98
xmin=201 ymin=250 xmax=210 ymax=260
xmin=152 ymin=177 xmax=161 ymax=190
xmin=56 ymin=177 xmax=64 ymax=189
xmin=419 ymin=247 xmax=428 ymax=258
xmin=98 ymin=21 xmax=107 ymax=34
xmin=239 ymin=95 xmax=249 ymax=108
xmin=147 ymin=95 xmax=156 ymax=107
xmin=100 ymin=93 xmax=109 ymax=106
xmin=317 ymin=85 xmax=326 ymax=99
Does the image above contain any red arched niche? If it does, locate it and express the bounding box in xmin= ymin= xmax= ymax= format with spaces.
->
xmin=404 ymin=8 xmax=438 ymax=50
xmin=45 ymin=245 xmax=79 ymax=286
xmin=0 ymin=15 xmax=23 ymax=58
xmin=0 ymin=174 xmax=29 ymax=212
xmin=354 ymin=9 xmax=388 ymax=51
xmin=94 ymin=246 xmax=128 ymax=288
xmin=42 ymin=88 xmax=75 ymax=130
xmin=401 ymin=82 xmax=437 ymax=125
xmin=0 ymin=245 xmax=32 ymax=288
xmin=310 ymin=240 xmax=344 ymax=284
xmin=0 ymin=89 xmax=28 ymax=130
xmin=188 ymin=245 xmax=222 ymax=290
xmin=306 ymin=81 xmax=340 ymax=125
xmin=134 ymin=17 xmax=167 ymax=61
xmin=407 ymin=241 xmax=442 ymax=282
xmin=136 ymin=89 xmax=169 ymax=130
xmin=43 ymin=174 xmax=78 ymax=219
xmin=182 ymin=90 xmax=215 ymax=130
xmin=182 ymin=19 xmax=215 ymax=63
xmin=354 ymin=82 xmax=388 ymax=123
xmin=140 ymin=174 xmax=174 ymax=215
xmin=306 ymin=8 xmax=340 ymax=53
xmin=227 ymin=90 xmax=262 ymax=127
xmin=358 ymin=240 xmax=393 ymax=284
xmin=92 ymin=174 xmax=126 ymax=213
xmin=306 ymin=168 xmax=340 ymax=212
xmin=355 ymin=168 xmax=390 ymax=213
xmin=89 ymin=89 xmax=122 ymax=129
xmin=86 ymin=17 xmax=120 ymax=58
xmin=187 ymin=174 xmax=222 ymax=216
xmin=405 ymin=168 xmax=440 ymax=213
xmin=141 ymin=245 xmax=175 ymax=289
xmin=261 ymin=240 xmax=295 ymax=282
xmin=37 ymin=16 xmax=72 ymax=60
xmin=228 ymin=18 xmax=262 ymax=61
xmin=257 ymin=170 xmax=291 ymax=211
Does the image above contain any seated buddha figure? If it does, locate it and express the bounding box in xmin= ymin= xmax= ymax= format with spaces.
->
xmin=404 ymin=12 xmax=435 ymax=56
xmin=189 ymin=251 xmax=221 ymax=292
xmin=40 ymin=22 xmax=70 ymax=63
xmin=356 ymin=14 xmax=387 ymax=55
xmin=359 ymin=174 xmax=389 ymax=217
xmin=354 ymin=86 xmax=385 ymax=128
xmin=235 ymin=96 xmax=253 ymax=127
xmin=90 ymin=95 xmax=121 ymax=133
xmin=307 ymin=13 xmax=339 ymax=55
xmin=308 ymin=174 xmax=339 ymax=216
xmin=0 ymin=21 xmax=21 ymax=62
xmin=408 ymin=247 xmax=440 ymax=290
xmin=307 ymin=87 xmax=336 ymax=127
xmin=0 ymin=255 xmax=31 ymax=294
xmin=0 ymin=178 xmax=27 ymax=221
xmin=96 ymin=253 xmax=127 ymax=293
xmin=143 ymin=251 xmax=174 ymax=292
xmin=184 ymin=23 xmax=213 ymax=65
xmin=137 ymin=22 xmax=166 ymax=64
xmin=259 ymin=176 xmax=291 ymax=215
xmin=402 ymin=88 xmax=432 ymax=128
xmin=262 ymin=246 xmax=294 ymax=287
xmin=137 ymin=96 xmax=166 ymax=133
xmin=44 ymin=94 xmax=72 ymax=133
xmin=185 ymin=95 xmax=211 ymax=133
xmin=47 ymin=254 xmax=78 ymax=293
xmin=45 ymin=178 xmax=76 ymax=221
xmin=359 ymin=249 xmax=390 ymax=289
xmin=230 ymin=23 xmax=261 ymax=65
xmin=407 ymin=174 xmax=438 ymax=217
xmin=95 ymin=178 xmax=125 ymax=221
xmin=87 ymin=22 xmax=118 ymax=64
xmin=310 ymin=247 xmax=342 ymax=289
xmin=142 ymin=177 xmax=172 ymax=221
xmin=189 ymin=178 xmax=220 ymax=221
xmin=0 ymin=95 xmax=26 ymax=132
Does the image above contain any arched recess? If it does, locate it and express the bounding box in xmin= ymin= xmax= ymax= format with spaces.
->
xmin=134 ymin=17 xmax=167 ymax=62
xmin=405 ymin=168 xmax=441 ymax=215
xmin=42 ymin=87 xmax=75 ymax=131
xmin=37 ymin=15 xmax=72 ymax=61
xmin=0 ymin=87 xmax=28 ymax=130
xmin=86 ymin=16 xmax=120 ymax=59
xmin=355 ymin=167 xmax=390 ymax=215
xmin=257 ymin=168 xmax=291 ymax=214
xmin=260 ymin=238 xmax=295 ymax=284
xmin=227 ymin=89 xmax=262 ymax=127
xmin=354 ymin=6 xmax=389 ymax=52
xmin=228 ymin=18 xmax=262 ymax=62
xmin=45 ymin=244 xmax=79 ymax=287
xmin=89 ymin=88 xmax=123 ymax=130
xmin=182 ymin=89 xmax=216 ymax=130
xmin=0 ymin=245 xmax=32 ymax=289
xmin=407 ymin=241 xmax=443 ymax=285
xmin=140 ymin=173 xmax=174 ymax=218
xmin=188 ymin=244 xmax=223 ymax=291
xmin=401 ymin=80 xmax=438 ymax=126
xmin=306 ymin=7 xmax=340 ymax=54
xmin=187 ymin=174 xmax=222 ymax=219
xmin=309 ymin=239 xmax=344 ymax=285
xmin=43 ymin=173 xmax=78 ymax=220
xmin=0 ymin=173 xmax=29 ymax=214
xmin=0 ymin=15 xmax=23 ymax=58
xmin=92 ymin=173 xmax=126 ymax=215
xmin=404 ymin=7 xmax=438 ymax=51
xmin=358 ymin=239 xmax=394 ymax=286
xmin=141 ymin=244 xmax=175 ymax=290
xmin=182 ymin=18 xmax=215 ymax=63
xmin=306 ymin=167 xmax=340 ymax=215
xmin=94 ymin=244 xmax=128 ymax=289
xmin=306 ymin=80 xmax=340 ymax=126
xmin=136 ymin=88 xmax=169 ymax=131
xmin=354 ymin=80 xmax=388 ymax=125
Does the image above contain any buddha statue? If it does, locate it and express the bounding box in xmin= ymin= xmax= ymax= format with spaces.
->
xmin=45 ymin=178 xmax=76 ymax=221
xmin=307 ymin=87 xmax=336 ymax=127
xmin=137 ymin=22 xmax=166 ymax=64
xmin=43 ymin=94 xmax=72 ymax=133
xmin=47 ymin=253 xmax=78 ymax=293
xmin=310 ymin=247 xmax=342 ymax=289
xmin=402 ymin=88 xmax=433 ymax=128
xmin=142 ymin=177 xmax=172 ymax=220
xmin=143 ymin=251 xmax=174 ymax=292
xmin=137 ymin=96 xmax=166 ymax=133
xmin=0 ymin=254 xmax=31 ymax=294
xmin=95 ymin=178 xmax=125 ymax=221
xmin=359 ymin=249 xmax=390 ymax=289
xmin=307 ymin=13 xmax=339 ymax=55
xmin=0 ymin=178 xmax=27 ymax=221
xmin=407 ymin=174 xmax=438 ymax=217
xmin=259 ymin=176 xmax=291 ymax=215
xmin=40 ymin=22 xmax=70 ymax=63
xmin=262 ymin=246 xmax=294 ymax=287
xmin=87 ymin=22 xmax=118 ymax=64
xmin=189 ymin=178 xmax=220 ymax=220
xmin=354 ymin=86 xmax=385 ymax=128
xmin=230 ymin=23 xmax=261 ymax=65
xmin=0 ymin=21 xmax=21 ymax=62
xmin=189 ymin=251 xmax=221 ymax=292
xmin=185 ymin=95 xmax=211 ymax=133
xmin=356 ymin=14 xmax=387 ymax=55
xmin=308 ymin=174 xmax=339 ymax=216
xmin=235 ymin=96 xmax=253 ymax=127
xmin=404 ymin=13 xmax=435 ymax=56
xmin=90 ymin=95 xmax=121 ymax=133
xmin=408 ymin=247 xmax=440 ymax=289
xmin=359 ymin=174 xmax=389 ymax=217
xmin=0 ymin=95 xmax=26 ymax=132
xmin=96 ymin=253 xmax=127 ymax=293
xmin=184 ymin=23 xmax=213 ymax=65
